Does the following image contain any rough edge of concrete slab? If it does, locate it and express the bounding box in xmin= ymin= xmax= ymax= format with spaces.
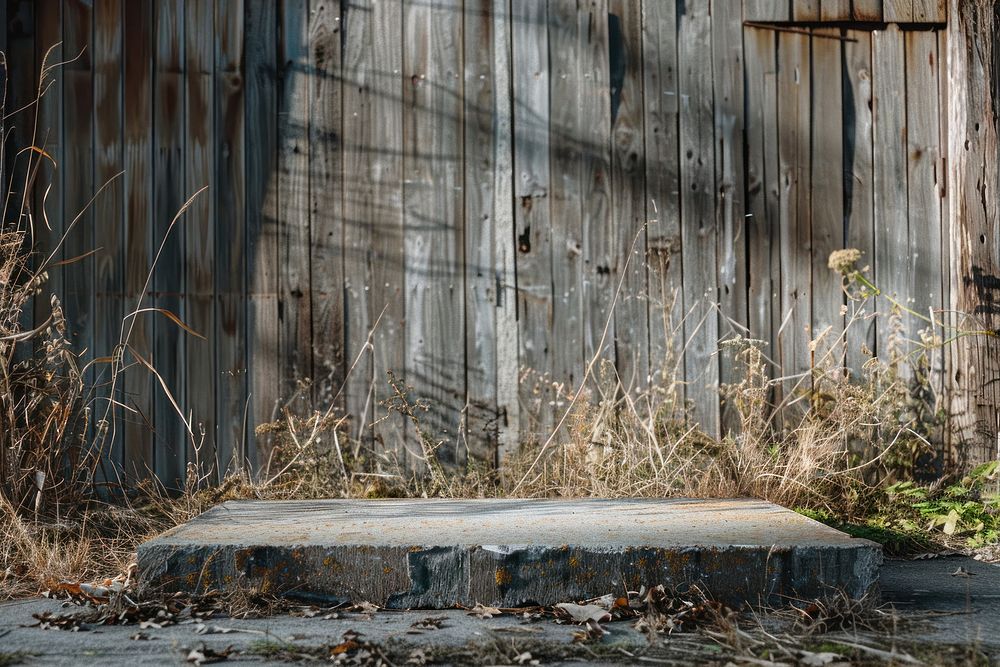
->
xmin=138 ymin=500 xmax=882 ymax=608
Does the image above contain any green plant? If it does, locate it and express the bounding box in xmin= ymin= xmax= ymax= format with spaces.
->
xmin=884 ymin=461 xmax=1000 ymax=547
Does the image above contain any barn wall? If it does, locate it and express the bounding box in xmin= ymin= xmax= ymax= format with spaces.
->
xmin=3 ymin=0 xmax=957 ymax=484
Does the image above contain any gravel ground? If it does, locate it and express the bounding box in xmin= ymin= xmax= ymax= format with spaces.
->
xmin=0 ymin=556 xmax=996 ymax=666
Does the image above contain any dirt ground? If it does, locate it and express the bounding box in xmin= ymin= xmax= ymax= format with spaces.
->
xmin=0 ymin=557 xmax=996 ymax=666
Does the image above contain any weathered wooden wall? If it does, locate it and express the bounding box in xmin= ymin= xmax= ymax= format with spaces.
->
xmin=4 ymin=0 xmax=965 ymax=484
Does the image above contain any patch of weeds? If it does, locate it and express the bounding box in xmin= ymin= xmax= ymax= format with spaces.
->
xmin=790 ymin=591 xmax=910 ymax=636
xmin=796 ymin=508 xmax=933 ymax=556
xmin=884 ymin=461 xmax=1000 ymax=548
xmin=796 ymin=459 xmax=1000 ymax=554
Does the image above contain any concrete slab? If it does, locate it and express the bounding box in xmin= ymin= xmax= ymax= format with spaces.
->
xmin=137 ymin=498 xmax=881 ymax=608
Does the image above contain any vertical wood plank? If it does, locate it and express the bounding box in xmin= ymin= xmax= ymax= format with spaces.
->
xmin=642 ymin=0 xmax=683 ymax=395
xmin=6 ymin=0 xmax=34 ymax=241
xmin=93 ymin=0 xmax=124 ymax=478
xmin=904 ymin=30 xmax=943 ymax=365
xmin=913 ymin=0 xmax=946 ymax=23
xmin=490 ymin=0 xmax=518 ymax=463
xmin=793 ymin=0 xmax=821 ymax=21
xmin=743 ymin=0 xmax=790 ymax=22
xmin=62 ymin=0 xmax=95 ymax=448
xmin=884 ymin=0 xmax=913 ymax=22
xmin=580 ymin=0 xmax=614 ymax=375
xmin=712 ymin=0 xmax=746 ymax=432
xmin=307 ymin=0 xmax=345 ymax=424
xmin=122 ymin=0 xmax=154 ymax=479
xmin=946 ymin=0 xmax=1000 ymax=466
xmin=811 ymin=28 xmax=845 ymax=373
xmin=343 ymin=2 xmax=407 ymax=462
xmin=745 ymin=27 xmax=780 ymax=387
xmin=215 ymin=0 xmax=247 ymax=470
xmin=35 ymin=0 xmax=63 ymax=327
xmin=776 ymin=31 xmax=812 ymax=405
xmin=463 ymin=0 xmax=499 ymax=461
xmin=677 ymin=0 xmax=719 ymax=435
xmin=936 ymin=28 xmax=951 ymax=458
xmin=365 ymin=0 xmax=405 ymax=460
xmin=184 ymin=0 xmax=216 ymax=470
xmin=609 ymin=0 xmax=648 ymax=394
xmin=341 ymin=1 xmax=374 ymax=456
xmin=547 ymin=0 xmax=583 ymax=416
xmin=851 ymin=0 xmax=883 ymax=21
xmin=245 ymin=0 xmax=278 ymax=469
xmin=872 ymin=25 xmax=908 ymax=369
xmin=277 ymin=0 xmax=312 ymax=411
xmin=511 ymin=0 xmax=552 ymax=446
xmin=844 ymin=29 xmax=877 ymax=377
xmin=820 ymin=0 xmax=851 ymax=20
xmin=851 ymin=0 xmax=882 ymax=23
xmin=152 ymin=0 xmax=186 ymax=485
xmin=403 ymin=0 xmax=465 ymax=463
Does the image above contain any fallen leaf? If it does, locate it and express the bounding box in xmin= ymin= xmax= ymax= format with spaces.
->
xmin=555 ymin=602 xmax=611 ymax=624
xmin=185 ymin=644 xmax=233 ymax=665
xmin=467 ymin=603 xmax=502 ymax=619
xmin=194 ymin=623 xmax=237 ymax=635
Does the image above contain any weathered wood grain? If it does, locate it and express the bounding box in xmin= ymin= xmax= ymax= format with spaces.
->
xmin=61 ymin=0 xmax=95 ymax=450
xmin=820 ymin=0 xmax=851 ymax=21
xmin=946 ymin=0 xmax=1000 ymax=466
xmin=810 ymin=28 xmax=845 ymax=375
xmin=34 ymin=0 xmax=63 ymax=327
xmin=904 ymin=29 xmax=943 ymax=381
xmin=776 ymin=30 xmax=812 ymax=408
xmin=852 ymin=0 xmax=883 ymax=21
xmin=913 ymin=0 xmax=946 ymax=22
xmin=642 ymin=0 xmax=683 ymax=399
xmin=579 ymin=0 xmax=614 ymax=379
xmin=10 ymin=0 xmax=973 ymax=475
xmin=884 ymin=0 xmax=913 ymax=22
xmin=872 ymin=25 xmax=908 ymax=371
xmin=214 ymin=0 xmax=247 ymax=470
xmin=547 ymin=0 xmax=584 ymax=423
xmin=463 ymin=0 xmax=500 ymax=462
xmin=712 ymin=0 xmax=746 ymax=433
xmin=277 ymin=0 xmax=312 ymax=414
xmin=364 ymin=0 xmax=406 ymax=461
xmin=403 ymin=0 xmax=465 ymax=464
xmin=793 ymin=0 xmax=821 ymax=21
xmin=307 ymin=0 xmax=345 ymax=423
xmin=341 ymin=0 xmax=374 ymax=455
xmin=745 ymin=26 xmax=780 ymax=387
xmin=609 ymin=0 xmax=648 ymax=396
xmin=743 ymin=0 xmax=790 ymax=22
xmin=511 ymin=0 xmax=552 ymax=445
xmin=936 ymin=27 xmax=951 ymax=455
xmin=844 ymin=29 xmax=877 ymax=378
xmin=184 ymin=0 xmax=216 ymax=470
xmin=123 ymin=0 xmax=154 ymax=479
xmin=678 ymin=0 xmax=719 ymax=436
xmin=152 ymin=0 xmax=187 ymax=486
xmin=244 ymin=0 xmax=278 ymax=472
xmin=93 ymin=0 xmax=124 ymax=478
xmin=6 ymin=0 xmax=34 ymax=243
xmin=490 ymin=0 xmax=518 ymax=464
